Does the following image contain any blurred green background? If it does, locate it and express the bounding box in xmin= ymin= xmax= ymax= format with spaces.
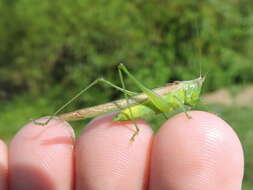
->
xmin=1 ymin=0 xmax=253 ymax=188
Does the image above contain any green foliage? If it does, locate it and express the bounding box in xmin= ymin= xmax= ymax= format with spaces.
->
xmin=1 ymin=0 xmax=253 ymax=106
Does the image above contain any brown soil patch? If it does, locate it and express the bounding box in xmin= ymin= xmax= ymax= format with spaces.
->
xmin=203 ymin=86 xmax=253 ymax=107
xmin=235 ymin=87 xmax=253 ymax=107
xmin=203 ymin=89 xmax=233 ymax=105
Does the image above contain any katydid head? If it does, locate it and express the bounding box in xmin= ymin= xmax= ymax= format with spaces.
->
xmin=184 ymin=76 xmax=205 ymax=106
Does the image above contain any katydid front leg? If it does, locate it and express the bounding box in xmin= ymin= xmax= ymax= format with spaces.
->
xmin=118 ymin=64 xmax=140 ymax=141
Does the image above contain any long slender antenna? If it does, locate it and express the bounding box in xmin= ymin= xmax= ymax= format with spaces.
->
xmin=195 ymin=20 xmax=203 ymax=77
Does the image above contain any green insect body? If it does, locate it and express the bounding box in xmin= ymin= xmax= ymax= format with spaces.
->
xmin=35 ymin=63 xmax=205 ymax=141
xmin=113 ymin=77 xmax=205 ymax=121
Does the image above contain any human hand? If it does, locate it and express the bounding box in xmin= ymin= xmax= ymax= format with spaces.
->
xmin=0 ymin=111 xmax=244 ymax=189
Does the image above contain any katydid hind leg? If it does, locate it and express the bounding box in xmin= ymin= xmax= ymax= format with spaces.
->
xmin=32 ymin=116 xmax=53 ymax=126
xmin=33 ymin=77 xmax=137 ymax=126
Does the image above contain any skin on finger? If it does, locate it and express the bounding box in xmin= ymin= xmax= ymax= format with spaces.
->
xmin=150 ymin=111 xmax=244 ymax=190
xmin=9 ymin=117 xmax=75 ymax=190
xmin=0 ymin=140 xmax=8 ymax=190
xmin=75 ymin=113 xmax=153 ymax=190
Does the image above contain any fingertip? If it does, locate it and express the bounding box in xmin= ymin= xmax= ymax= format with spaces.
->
xmin=31 ymin=116 xmax=75 ymax=134
xmin=9 ymin=117 xmax=75 ymax=190
xmin=150 ymin=111 xmax=244 ymax=189
xmin=0 ymin=139 xmax=7 ymax=155
xmin=0 ymin=140 xmax=8 ymax=190
xmin=76 ymin=113 xmax=153 ymax=190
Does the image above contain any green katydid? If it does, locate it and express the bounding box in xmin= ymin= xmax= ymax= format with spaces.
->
xmin=34 ymin=63 xmax=205 ymax=141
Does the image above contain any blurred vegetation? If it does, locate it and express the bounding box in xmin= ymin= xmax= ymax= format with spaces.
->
xmin=1 ymin=0 xmax=253 ymax=103
xmin=1 ymin=0 xmax=253 ymax=188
